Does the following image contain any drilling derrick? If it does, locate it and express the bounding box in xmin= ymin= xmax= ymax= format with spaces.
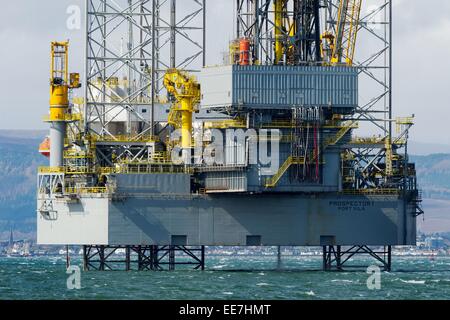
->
xmin=37 ymin=0 xmax=422 ymax=271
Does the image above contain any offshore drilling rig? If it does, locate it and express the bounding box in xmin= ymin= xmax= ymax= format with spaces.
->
xmin=37 ymin=0 xmax=423 ymax=271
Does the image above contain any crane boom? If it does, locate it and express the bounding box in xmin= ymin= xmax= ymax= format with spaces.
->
xmin=331 ymin=0 xmax=362 ymax=66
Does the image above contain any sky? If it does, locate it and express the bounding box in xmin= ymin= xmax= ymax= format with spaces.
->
xmin=0 ymin=0 xmax=449 ymax=146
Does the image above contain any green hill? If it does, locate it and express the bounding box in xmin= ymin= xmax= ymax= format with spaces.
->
xmin=0 ymin=132 xmax=46 ymax=234
xmin=411 ymin=154 xmax=450 ymax=199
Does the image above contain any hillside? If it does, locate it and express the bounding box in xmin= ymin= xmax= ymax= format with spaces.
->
xmin=0 ymin=131 xmax=46 ymax=236
xmin=411 ymin=154 xmax=450 ymax=199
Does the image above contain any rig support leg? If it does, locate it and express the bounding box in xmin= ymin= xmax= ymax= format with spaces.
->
xmin=125 ymin=246 xmax=131 ymax=271
xmin=169 ymin=246 xmax=176 ymax=271
xmin=99 ymin=246 xmax=105 ymax=271
xmin=322 ymin=245 xmax=393 ymax=271
xmin=336 ymin=245 xmax=342 ymax=271
xmin=65 ymin=245 xmax=70 ymax=269
xmin=386 ymin=246 xmax=392 ymax=272
xmin=82 ymin=245 xmax=88 ymax=271
xmin=201 ymin=246 xmax=205 ymax=271
xmin=151 ymin=245 xmax=158 ymax=270
xmin=137 ymin=245 xmax=143 ymax=270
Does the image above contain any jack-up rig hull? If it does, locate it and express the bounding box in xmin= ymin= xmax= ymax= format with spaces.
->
xmin=39 ymin=192 xmax=416 ymax=247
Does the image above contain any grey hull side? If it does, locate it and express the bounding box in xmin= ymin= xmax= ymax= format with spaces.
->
xmin=38 ymin=194 xmax=416 ymax=246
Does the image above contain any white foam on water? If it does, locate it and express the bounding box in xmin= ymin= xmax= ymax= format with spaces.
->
xmin=256 ymin=282 xmax=270 ymax=286
xmin=305 ymin=291 xmax=315 ymax=296
xmin=331 ymin=279 xmax=353 ymax=283
xmin=399 ymin=279 xmax=426 ymax=284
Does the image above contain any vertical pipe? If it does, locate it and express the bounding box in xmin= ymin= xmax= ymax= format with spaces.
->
xmin=140 ymin=0 xmax=144 ymax=109
xmin=151 ymin=0 xmax=156 ymax=136
xmin=170 ymin=0 xmax=176 ymax=68
xmin=155 ymin=0 xmax=160 ymax=94
xmin=127 ymin=0 xmax=133 ymax=135
xmin=274 ymin=0 xmax=284 ymax=64
xmin=313 ymin=0 xmax=322 ymax=63
xmin=388 ymin=0 xmax=393 ymax=141
xmin=102 ymin=0 xmax=107 ymax=128
xmin=84 ymin=0 xmax=89 ymax=134
xmin=202 ymin=0 xmax=206 ymax=67
xmin=253 ymin=0 xmax=260 ymax=63
xmin=49 ymin=122 xmax=65 ymax=167
xmin=236 ymin=0 xmax=240 ymax=38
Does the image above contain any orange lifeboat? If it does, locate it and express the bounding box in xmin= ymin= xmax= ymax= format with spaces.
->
xmin=239 ymin=38 xmax=250 ymax=66
xmin=39 ymin=137 xmax=50 ymax=158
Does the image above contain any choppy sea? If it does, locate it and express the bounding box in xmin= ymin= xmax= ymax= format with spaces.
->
xmin=0 ymin=255 xmax=449 ymax=300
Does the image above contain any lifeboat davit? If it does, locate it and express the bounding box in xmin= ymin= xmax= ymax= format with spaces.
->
xmin=39 ymin=137 xmax=50 ymax=158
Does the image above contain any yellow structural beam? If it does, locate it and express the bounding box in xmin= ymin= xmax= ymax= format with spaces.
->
xmin=274 ymin=0 xmax=287 ymax=64
xmin=330 ymin=0 xmax=362 ymax=66
xmin=265 ymin=156 xmax=305 ymax=188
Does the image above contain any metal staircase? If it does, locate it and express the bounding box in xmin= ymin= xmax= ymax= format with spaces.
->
xmin=265 ymin=156 xmax=305 ymax=188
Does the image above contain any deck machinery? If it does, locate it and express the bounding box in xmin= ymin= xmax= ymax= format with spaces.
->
xmin=37 ymin=0 xmax=422 ymax=271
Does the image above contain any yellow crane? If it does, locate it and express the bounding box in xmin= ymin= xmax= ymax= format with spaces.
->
xmin=45 ymin=41 xmax=81 ymax=167
xmin=329 ymin=0 xmax=362 ymax=66
xmin=163 ymin=69 xmax=201 ymax=149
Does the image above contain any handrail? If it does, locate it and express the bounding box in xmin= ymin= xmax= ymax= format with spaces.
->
xmin=65 ymin=187 xmax=108 ymax=194
xmin=342 ymin=188 xmax=400 ymax=195
xmin=265 ymin=156 xmax=305 ymax=188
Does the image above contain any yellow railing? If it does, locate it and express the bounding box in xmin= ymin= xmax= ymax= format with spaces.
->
xmin=64 ymin=150 xmax=94 ymax=159
xmin=39 ymin=167 xmax=65 ymax=174
xmin=42 ymin=113 xmax=82 ymax=122
xmin=204 ymin=119 xmax=247 ymax=129
xmin=325 ymin=121 xmax=359 ymax=147
xmin=342 ymin=188 xmax=400 ymax=195
xmin=64 ymin=167 xmax=96 ymax=174
xmin=100 ymin=164 xmax=192 ymax=175
xmin=65 ymin=187 xmax=108 ymax=194
xmin=90 ymin=134 xmax=160 ymax=143
xmin=40 ymin=164 xmax=192 ymax=176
